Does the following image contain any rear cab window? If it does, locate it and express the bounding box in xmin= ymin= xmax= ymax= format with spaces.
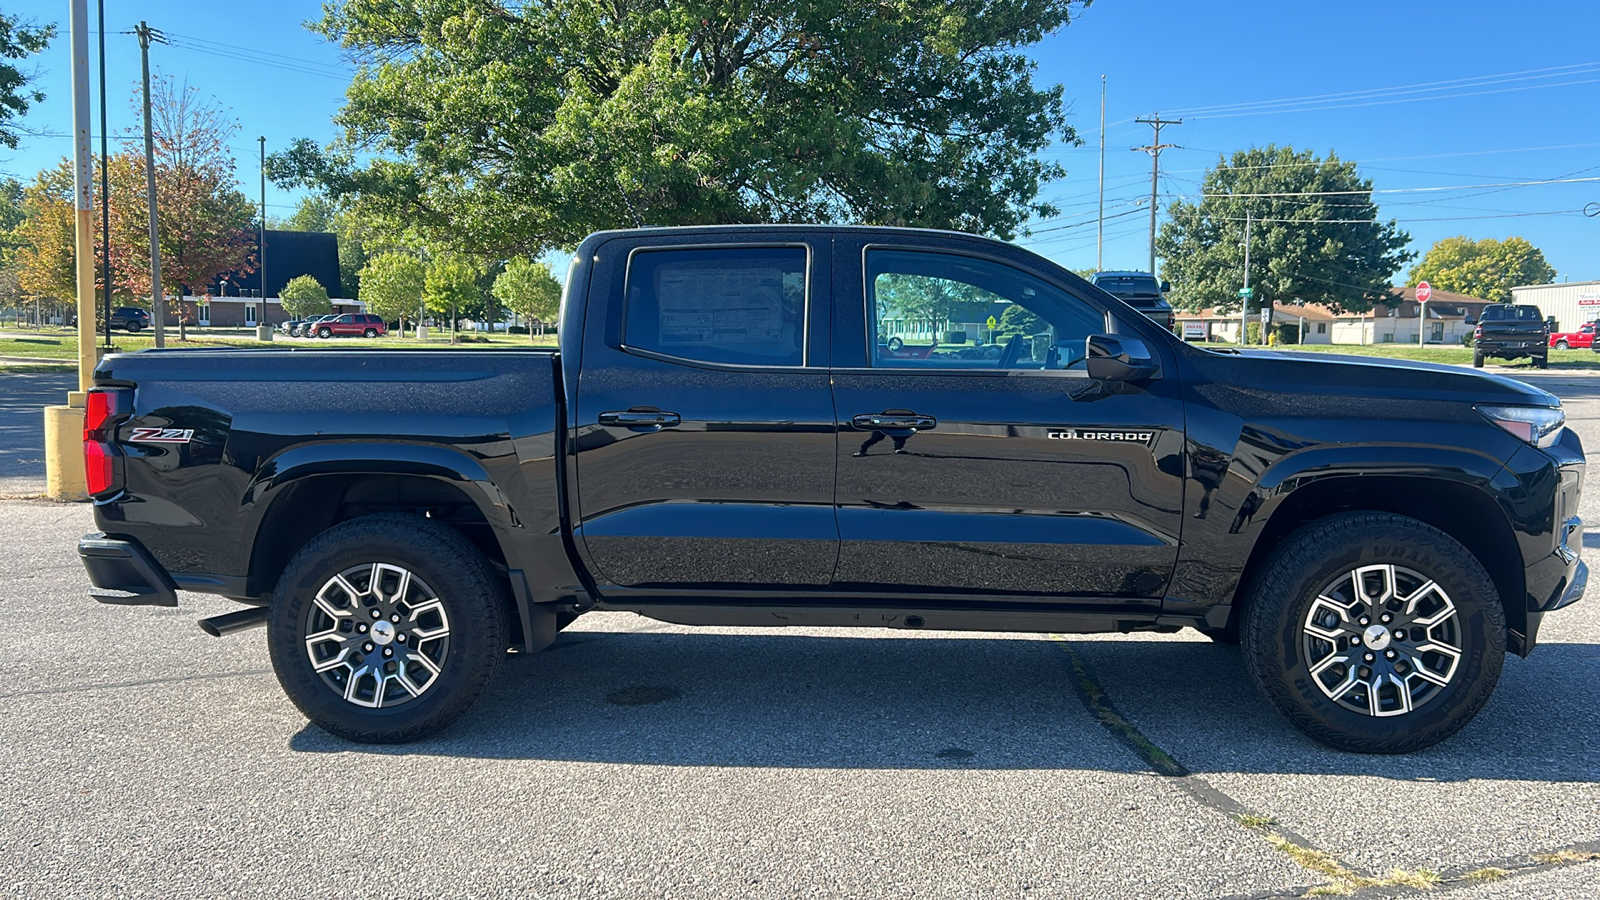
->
xmin=623 ymin=247 xmax=808 ymax=367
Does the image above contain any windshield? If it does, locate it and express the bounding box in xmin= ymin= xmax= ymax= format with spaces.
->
xmin=1480 ymin=306 xmax=1541 ymax=321
xmin=1095 ymin=275 xmax=1162 ymax=296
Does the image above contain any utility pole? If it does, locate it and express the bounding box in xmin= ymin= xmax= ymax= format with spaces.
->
xmin=135 ymin=22 xmax=165 ymax=348
xmin=1096 ymin=75 xmax=1106 ymax=271
xmin=258 ymin=136 xmax=267 ymax=312
xmin=97 ymin=0 xmax=110 ymax=350
xmin=69 ymin=0 xmax=95 ymax=387
xmin=1133 ymin=114 xmax=1182 ymax=277
xmin=1241 ymin=209 xmax=1252 ymax=346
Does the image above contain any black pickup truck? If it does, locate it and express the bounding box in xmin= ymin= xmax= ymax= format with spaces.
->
xmin=79 ymin=225 xmax=1585 ymax=753
xmin=1473 ymin=304 xmax=1549 ymax=368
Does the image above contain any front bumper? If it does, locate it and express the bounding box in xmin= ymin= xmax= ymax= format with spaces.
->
xmin=79 ymin=533 xmax=179 ymax=607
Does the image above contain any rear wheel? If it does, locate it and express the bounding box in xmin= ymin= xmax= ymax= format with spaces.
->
xmin=267 ymin=514 xmax=509 ymax=743
xmin=1555 ymin=340 xmax=1569 ymax=350
xmin=363 ymin=328 xmax=378 ymax=338
xmin=125 ymin=321 xmax=141 ymax=333
xmin=1536 ymin=355 xmax=1549 ymax=369
xmin=1472 ymin=350 xmax=1484 ymax=368
xmin=1241 ymin=512 xmax=1504 ymax=753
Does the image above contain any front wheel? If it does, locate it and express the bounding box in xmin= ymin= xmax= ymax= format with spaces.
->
xmin=318 ymin=327 xmax=332 ymax=339
xmin=267 ymin=514 xmax=510 ymax=742
xmin=1241 ymin=512 xmax=1504 ymax=753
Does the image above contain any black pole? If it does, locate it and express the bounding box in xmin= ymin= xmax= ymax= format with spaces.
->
xmin=97 ymin=0 xmax=110 ymax=348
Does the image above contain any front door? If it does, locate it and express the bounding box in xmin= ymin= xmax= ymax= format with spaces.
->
xmin=572 ymin=235 xmax=838 ymax=594
xmin=828 ymin=239 xmax=1186 ymax=610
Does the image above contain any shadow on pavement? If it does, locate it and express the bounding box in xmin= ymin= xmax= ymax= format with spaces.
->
xmin=287 ymin=629 xmax=1600 ymax=785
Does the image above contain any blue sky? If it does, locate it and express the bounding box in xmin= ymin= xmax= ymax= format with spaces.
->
xmin=7 ymin=0 xmax=1599 ymax=283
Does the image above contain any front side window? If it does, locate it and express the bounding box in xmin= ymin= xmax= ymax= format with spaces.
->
xmin=624 ymin=247 xmax=806 ymax=366
xmin=868 ymin=249 xmax=1105 ymax=370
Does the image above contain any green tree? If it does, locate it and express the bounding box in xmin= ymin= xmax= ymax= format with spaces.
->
xmin=1407 ymin=236 xmax=1556 ymax=302
xmin=492 ymin=257 xmax=562 ymax=341
xmin=424 ymin=252 xmax=480 ymax=342
xmin=269 ymin=0 xmax=1085 ymax=258
xmin=283 ymin=195 xmax=336 ymax=233
xmin=15 ymin=160 xmax=76 ymax=304
xmin=0 ymin=13 xmax=55 ymax=149
xmin=357 ymin=251 xmax=425 ymax=333
xmin=877 ymin=275 xmax=993 ymax=339
xmin=1156 ymin=145 xmax=1414 ymax=318
xmin=993 ymin=303 xmax=1045 ymax=340
xmin=279 ymin=274 xmax=332 ymax=319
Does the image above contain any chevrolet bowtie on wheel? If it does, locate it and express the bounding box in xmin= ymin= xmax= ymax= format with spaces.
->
xmin=77 ymin=224 xmax=1586 ymax=750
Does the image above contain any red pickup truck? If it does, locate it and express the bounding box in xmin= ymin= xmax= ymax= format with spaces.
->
xmin=1550 ymin=323 xmax=1596 ymax=350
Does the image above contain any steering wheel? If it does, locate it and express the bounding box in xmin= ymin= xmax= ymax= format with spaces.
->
xmin=996 ymin=334 xmax=1026 ymax=369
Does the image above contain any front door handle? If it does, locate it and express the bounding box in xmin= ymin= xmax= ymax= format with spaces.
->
xmin=852 ymin=413 xmax=937 ymax=432
xmin=600 ymin=408 xmax=682 ymax=432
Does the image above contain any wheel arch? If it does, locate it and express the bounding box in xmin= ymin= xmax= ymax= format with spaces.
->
xmin=243 ymin=444 xmax=537 ymax=646
xmin=1234 ymin=474 xmax=1526 ymax=649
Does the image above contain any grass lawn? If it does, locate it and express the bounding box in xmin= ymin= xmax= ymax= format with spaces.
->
xmin=0 ymin=329 xmax=557 ymax=361
xmin=1197 ymin=342 xmax=1600 ymax=369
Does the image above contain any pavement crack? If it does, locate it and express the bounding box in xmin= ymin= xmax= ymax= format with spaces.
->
xmin=0 ymin=668 xmax=272 ymax=700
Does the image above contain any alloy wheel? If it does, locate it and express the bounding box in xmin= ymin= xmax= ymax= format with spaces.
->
xmin=303 ymin=562 xmax=452 ymax=709
xmin=1301 ymin=563 xmax=1462 ymax=717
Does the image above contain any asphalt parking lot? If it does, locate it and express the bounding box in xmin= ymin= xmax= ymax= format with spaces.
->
xmin=2 ymin=368 xmax=1598 ymax=898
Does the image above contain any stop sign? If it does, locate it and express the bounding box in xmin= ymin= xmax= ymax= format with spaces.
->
xmin=1417 ymin=282 xmax=1432 ymax=303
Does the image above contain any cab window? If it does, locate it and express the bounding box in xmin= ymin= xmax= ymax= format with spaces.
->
xmin=867 ymin=249 xmax=1105 ymax=370
xmin=624 ymin=247 xmax=807 ymax=367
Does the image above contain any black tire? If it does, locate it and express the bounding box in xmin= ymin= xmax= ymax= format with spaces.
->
xmin=126 ymin=321 xmax=140 ymax=333
xmin=267 ymin=513 xmax=510 ymax=743
xmin=363 ymin=328 xmax=378 ymax=338
xmin=1555 ymin=340 xmax=1568 ymax=350
xmin=1536 ymin=355 xmax=1549 ymax=369
xmin=1472 ymin=350 xmax=1484 ymax=368
xmin=318 ymin=327 xmax=332 ymax=339
xmin=1241 ymin=512 xmax=1504 ymax=754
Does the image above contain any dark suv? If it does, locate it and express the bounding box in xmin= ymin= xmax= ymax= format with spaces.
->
xmin=109 ymin=307 xmax=151 ymax=333
xmin=1092 ymin=271 xmax=1176 ymax=332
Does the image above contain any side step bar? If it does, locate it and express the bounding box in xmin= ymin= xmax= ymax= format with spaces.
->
xmin=198 ymin=607 xmax=268 ymax=637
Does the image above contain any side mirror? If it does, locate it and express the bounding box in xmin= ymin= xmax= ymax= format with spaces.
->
xmin=1086 ymin=334 xmax=1162 ymax=383
xmin=1160 ymin=280 xmax=1171 ymax=293
xmin=1465 ymin=317 xmax=1476 ymax=325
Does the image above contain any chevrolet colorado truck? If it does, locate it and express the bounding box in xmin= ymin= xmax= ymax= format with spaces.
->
xmin=79 ymin=225 xmax=1586 ymax=753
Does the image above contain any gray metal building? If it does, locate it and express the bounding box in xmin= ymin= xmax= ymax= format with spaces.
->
xmin=1510 ymin=281 xmax=1600 ymax=332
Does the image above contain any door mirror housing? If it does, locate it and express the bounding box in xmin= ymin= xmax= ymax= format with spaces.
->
xmin=1159 ymin=280 xmax=1171 ymax=293
xmin=1086 ymin=334 xmax=1162 ymax=382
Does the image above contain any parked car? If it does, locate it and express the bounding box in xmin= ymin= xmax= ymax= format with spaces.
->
xmin=279 ymin=319 xmax=305 ymax=336
xmin=1550 ymin=323 xmax=1596 ymax=350
xmin=1091 ymin=271 xmax=1177 ymax=332
xmin=79 ymin=224 xmax=1584 ymax=754
xmin=109 ymin=307 xmax=152 ymax=333
xmin=310 ymin=313 xmax=388 ymax=339
xmin=294 ymin=315 xmax=336 ymax=338
xmin=1472 ymin=304 xmax=1549 ymax=368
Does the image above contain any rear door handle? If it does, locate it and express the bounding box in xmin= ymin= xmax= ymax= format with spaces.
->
xmin=852 ymin=413 xmax=937 ymax=432
xmin=600 ymin=409 xmax=682 ymax=432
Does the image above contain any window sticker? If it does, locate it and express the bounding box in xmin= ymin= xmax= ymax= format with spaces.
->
xmin=657 ymin=266 xmax=788 ymax=347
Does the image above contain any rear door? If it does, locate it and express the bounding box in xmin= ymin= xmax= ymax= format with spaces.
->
xmin=571 ymin=232 xmax=839 ymax=594
xmin=827 ymin=235 xmax=1186 ymax=610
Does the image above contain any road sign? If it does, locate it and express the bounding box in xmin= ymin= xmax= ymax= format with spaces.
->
xmin=1260 ymin=308 xmax=1270 ymax=323
xmin=1416 ymin=282 xmax=1432 ymax=303
xmin=1182 ymin=321 xmax=1206 ymax=341
xmin=986 ymin=316 xmax=997 ymax=330
xmin=1237 ymin=287 xmax=1253 ymax=299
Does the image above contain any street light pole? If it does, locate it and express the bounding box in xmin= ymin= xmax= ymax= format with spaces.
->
xmin=97 ymin=0 xmax=110 ymax=350
xmin=259 ymin=136 xmax=267 ymax=310
xmin=1096 ymin=75 xmax=1105 ymax=272
xmin=1241 ymin=209 xmax=1252 ymax=346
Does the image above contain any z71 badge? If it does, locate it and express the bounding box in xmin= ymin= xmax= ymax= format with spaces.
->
xmin=129 ymin=427 xmax=194 ymax=444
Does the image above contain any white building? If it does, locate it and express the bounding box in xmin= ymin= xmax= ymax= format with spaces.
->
xmin=1509 ymin=281 xmax=1600 ymax=333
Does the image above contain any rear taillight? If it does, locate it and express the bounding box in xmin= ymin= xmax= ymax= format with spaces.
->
xmin=83 ymin=388 xmax=131 ymax=497
xmin=1474 ymin=326 xmax=1483 ymax=339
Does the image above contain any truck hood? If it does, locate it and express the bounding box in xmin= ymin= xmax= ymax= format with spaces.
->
xmin=1216 ymin=348 xmax=1560 ymax=408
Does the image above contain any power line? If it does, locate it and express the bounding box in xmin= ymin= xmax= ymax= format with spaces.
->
xmin=1166 ymin=61 xmax=1600 ymax=117
xmin=1164 ymin=175 xmax=1600 ymax=200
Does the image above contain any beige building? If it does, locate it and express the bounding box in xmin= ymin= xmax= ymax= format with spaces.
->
xmin=1509 ymin=281 xmax=1600 ymax=333
xmin=1175 ymin=287 xmax=1495 ymax=346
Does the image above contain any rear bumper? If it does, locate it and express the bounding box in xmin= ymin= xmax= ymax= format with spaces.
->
xmin=79 ymin=533 xmax=179 ymax=607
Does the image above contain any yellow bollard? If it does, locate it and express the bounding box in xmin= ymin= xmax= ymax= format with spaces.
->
xmin=43 ymin=405 xmax=88 ymax=501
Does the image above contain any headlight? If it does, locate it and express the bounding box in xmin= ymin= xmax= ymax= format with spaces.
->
xmin=1477 ymin=405 xmax=1565 ymax=449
